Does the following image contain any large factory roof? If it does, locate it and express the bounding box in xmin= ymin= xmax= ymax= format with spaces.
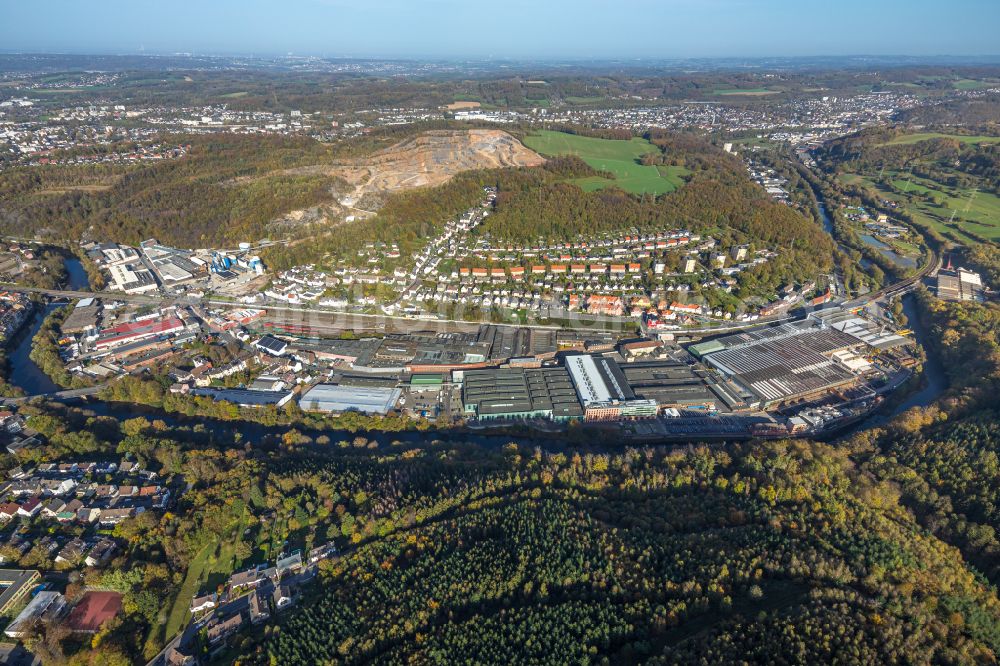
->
xmin=703 ymin=326 xmax=860 ymax=404
xmin=565 ymin=354 xmax=634 ymax=406
xmin=463 ymin=367 xmax=582 ymax=418
xmin=621 ymin=361 xmax=719 ymax=408
xmin=299 ymin=384 xmax=401 ymax=415
xmin=809 ymin=311 xmax=910 ymax=350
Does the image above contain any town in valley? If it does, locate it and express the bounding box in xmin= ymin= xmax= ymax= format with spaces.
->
xmin=0 ymin=2 xmax=998 ymax=664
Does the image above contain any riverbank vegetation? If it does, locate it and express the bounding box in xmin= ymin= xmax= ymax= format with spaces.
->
xmin=99 ymin=375 xmax=433 ymax=434
xmin=10 ymin=247 xmax=68 ymax=290
xmin=29 ymin=305 xmax=96 ymax=390
xmin=0 ymin=347 xmax=24 ymax=399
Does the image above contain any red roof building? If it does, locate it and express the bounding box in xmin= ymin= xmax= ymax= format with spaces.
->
xmin=95 ymin=316 xmax=185 ymax=350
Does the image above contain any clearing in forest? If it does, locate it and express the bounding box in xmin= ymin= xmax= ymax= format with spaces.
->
xmin=523 ymin=130 xmax=688 ymax=195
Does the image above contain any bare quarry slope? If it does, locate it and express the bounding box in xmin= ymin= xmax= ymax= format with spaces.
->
xmin=264 ymin=129 xmax=543 ymax=231
xmin=331 ymin=129 xmax=543 ymax=204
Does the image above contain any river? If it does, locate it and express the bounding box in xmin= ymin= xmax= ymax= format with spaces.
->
xmin=812 ymin=181 xmax=947 ymax=414
xmin=8 ymin=304 xmax=62 ymax=395
xmin=816 ymin=196 xmax=871 ymax=268
xmin=817 ymin=201 xmax=835 ymax=235
xmin=7 ymin=257 xmax=91 ymax=395
xmin=815 ymin=182 xmax=918 ymax=271
xmin=63 ymin=256 xmax=90 ymax=292
xmin=889 ymin=292 xmax=948 ymax=415
xmin=4 ymin=257 xmax=949 ymax=445
xmin=858 ymin=234 xmax=917 ymax=269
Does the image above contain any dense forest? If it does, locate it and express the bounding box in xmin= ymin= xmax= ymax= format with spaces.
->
xmin=250 ymin=436 xmax=1000 ymax=665
xmin=7 ymin=399 xmax=1000 ymax=665
xmin=0 ymin=134 xmax=346 ymax=246
xmin=850 ymin=291 xmax=1000 ymax=584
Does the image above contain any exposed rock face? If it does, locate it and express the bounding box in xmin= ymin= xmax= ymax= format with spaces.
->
xmin=331 ymin=129 xmax=543 ymax=199
xmin=264 ymin=129 xmax=543 ymax=231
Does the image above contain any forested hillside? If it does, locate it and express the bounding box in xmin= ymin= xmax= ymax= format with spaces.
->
xmin=0 ymin=123 xmax=448 ymax=248
xmin=478 ymin=133 xmax=837 ymax=297
xmin=251 ymin=438 xmax=1000 ymax=665
xmin=852 ymin=292 xmax=1000 ymax=584
xmin=0 ymin=134 xmax=342 ymax=246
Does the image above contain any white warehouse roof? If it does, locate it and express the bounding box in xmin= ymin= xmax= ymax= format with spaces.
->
xmin=299 ymin=384 xmax=401 ymax=415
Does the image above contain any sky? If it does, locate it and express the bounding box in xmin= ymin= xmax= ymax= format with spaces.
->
xmin=2 ymin=0 xmax=998 ymax=60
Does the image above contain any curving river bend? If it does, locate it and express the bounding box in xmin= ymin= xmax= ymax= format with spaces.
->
xmin=5 ymin=255 xmax=949 ymax=446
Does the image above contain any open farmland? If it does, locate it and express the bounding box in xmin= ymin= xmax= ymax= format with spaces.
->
xmin=840 ymin=170 xmax=1000 ymax=244
xmin=523 ymin=130 xmax=688 ymax=195
xmin=880 ymin=132 xmax=1000 ymax=146
xmin=953 ymin=78 xmax=1000 ymax=90
xmin=712 ymin=87 xmax=781 ymax=96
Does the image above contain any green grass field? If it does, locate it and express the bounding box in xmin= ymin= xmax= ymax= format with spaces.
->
xmin=841 ymin=170 xmax=1000 ymax=244
xmin=656 ymin=164 xmax=691 ymax=189
xmin=564 ymin=95 xmax=606 ymax=104
xmin=523 ymin=130 xmax=688 ymax=195
xmin=159 ymin=519 xmax=247 ymax=642
xmin=712 ymin=88 xmax=780 ymax=96
xmin=33 ymin=87 xmax=108 ymax=94
xmin=953 ymin=79 xmax=998 ymax=90
xmin=891 ymin=178 xmax=934 ymax=196
xmin=881 ymin=132 xmax=1000 ymax=146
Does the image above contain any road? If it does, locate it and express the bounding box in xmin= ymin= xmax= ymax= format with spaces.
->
xmin=0 ymin=283 xmax=573 ymax=333
xmin=0 ymin=384 xmax=106 ymax=406
xmin=1 ymin=263 xmax=931 ymax=342
xmin=843 ymin=250 xmax=940 ymax=309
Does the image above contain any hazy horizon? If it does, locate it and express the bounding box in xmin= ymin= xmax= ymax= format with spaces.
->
xmin=2 ymin=0 xmax=998 ymax=61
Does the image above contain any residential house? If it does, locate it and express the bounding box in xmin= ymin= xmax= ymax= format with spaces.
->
xmin=273 ymin=585 xmax=293 ymax=610
xmin=41 ymin=499 xmax=66 ymax=519
xmin=190 ymin=592 xmax=218 ymax=615
xmin=84 ymin=538 xmax=117 ymax=567
xmin=249 ymin=589 xmax=270 ymax=624
xmin=206 ymin=613 xmax=243 ymax=645
xmin=97 ymin=508 xmax=135 ymax=527
xmin=229 ymin=566 xmax=264 ymax=592
xmin=0 ymin=503 xmax=19 ymax=523
xmin=55 ymin=538 xmax=88 ymax=565
xmin=17 ymin=497 xmax=41 ymax=518
xmin=77 ymin=507 xmax=101 ymax=523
